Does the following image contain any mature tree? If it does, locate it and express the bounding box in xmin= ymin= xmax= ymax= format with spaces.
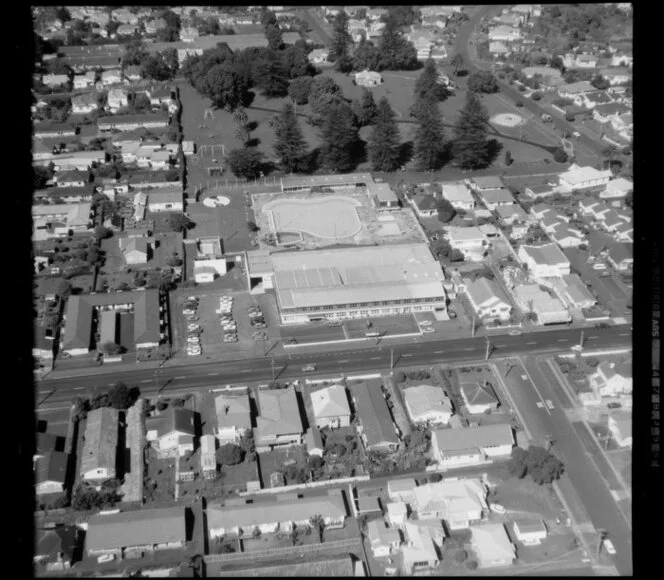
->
xmin=453 ymin=91 xmax=492 ymax=170
xmin=122 ymin=39 xmax=149 ymax=67
xmin=352 ymin=88 xmax=378 ymax=127
xmin=288 ymin=76 xmax=314 ymax=105
xmin=107 ymin=382 xmax=140 ymax=410
xmin=280 ymin=44 xmax=316 ymax=79
xmin=309 ymin=514 xmax=325 ymax=543
xmin=436 ymin=198 xmax=456 ymax=223
xmin=524 ymin=445 xmax=565 ymax=485
xmin=168 ymin=213 xmax=194 ymax=233
xmin=504 ymin=150 xmax=513 ymax=166
xmin=508 ymin=447 xmax=529 ymax=478
xmin=319 ymin=101 xmax=360 ymax=173
xmin=550 ymin=54 xmax=565 ymax=71
xmin=234 ymin=124 xmax=251 ymax=147
xmin=199 ymin=64 xmax=250 ymax=111
xmin=368 ymin=97 xmax=402 ymax=172
xmin=252 ymin=50 xmax=289 ymax=98
xmin=141 ymin=50 xmax=178 ymax=81
xmin=265 ymin=24 xmax=284 ymax=51
xmin=329 ymin=11 xmax=352 ymax=66
xmin=308 ymin=76 xmax=345 ymax=125
xmin=378 ymin=15 xmax=419 ymax=71
xmin=590 ymin=73 xmax=609 ymax=90
xmin=413 ymin=99 xmax=445 ymax=171
xmin=216 ymin=443 xmax=245 ymax=465
xmin=273 ymin=103 xmax=307 ymax=173
xmin=33 ymin=165 xmax=53 ymax=190
xmin=227 ymin=148 xmax=265 ymax=180
xmin=94 ymin=225 xmax=113 ymax=240
xmin=352 ymin=38 xmax=381 ymax=72
xmin=101 ymin=342 xmax=125 ymax=357
xmin=553 ymin=148 xmax=569 ymax=163
xmin=467 ymin=70 xmax=499 ymax=93
xmin=414 ymin=59 xmax=450 ymax=104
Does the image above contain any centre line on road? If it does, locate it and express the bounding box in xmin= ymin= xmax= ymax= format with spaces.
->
xmin=140 ymin=379 xmax=151 ymax=383
xmin=588 ymin=336 xmax=598 ymax=339
xmin=495 ymin=343 xmax=506 ymax=347
xmin=464 ymin=347 xmax=474 ymax=351
xmin=557 ymin=339 xmax=569 ymax=342
xmin=73 ymin=387 xmax=84 ymax=390
xmin=520 ymin=360 xmax=551 ymax=416
xmin=434 ymin=350 xmax=444 ymax=354
xmin=618 ymin=333 xmax=630 ymax=336
xmin=239 ymin=369 xmax=251 ymax=373
xmin=337 ymin=359 xmax=350 ymax=363
xmin=369 ymin=357 xmax=381 ymax=360
xmin=526 ymin=341 xmax=537 ymax=345
xmin=207 ymin=372 xmax=218 ymax=376
xmin=402 ymin=354 xmax=413 ymax=357
xmin=174 ymin=376 xmax=185 ymax=379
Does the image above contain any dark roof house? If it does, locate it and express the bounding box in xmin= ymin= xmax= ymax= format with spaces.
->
xmin=350 ymin=379 xmax=399 ymax=451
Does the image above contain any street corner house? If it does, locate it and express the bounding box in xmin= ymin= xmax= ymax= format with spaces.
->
xmin=431 ymin=423 xmax=514 ymax=468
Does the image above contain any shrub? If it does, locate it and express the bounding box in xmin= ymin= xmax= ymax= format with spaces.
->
xmin=454 ymin=550 xmax=468 ymax=563
xmin=515 ymin=101 xmax=524 ymax=107
xmin=553 ymin=148 xmax=568 ymax=163
xmin=393 ymin=370 xmax=406 ymax=383
xmin=465 ymin=560 xmax=478 ymax=570
xmin=564 ymin=112 xmax=575 ymax=122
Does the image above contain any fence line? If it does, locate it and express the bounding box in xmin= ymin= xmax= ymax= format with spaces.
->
xmin=204 ymin=537 xmax=358 ymax=563
xmin=238 ymin=474 xmax=370 ymax=497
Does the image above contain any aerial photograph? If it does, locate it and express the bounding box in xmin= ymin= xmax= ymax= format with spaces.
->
xmin=31 ymin=4 xmax=633 ymax=577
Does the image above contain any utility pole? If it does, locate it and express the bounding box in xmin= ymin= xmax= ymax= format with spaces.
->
xmin=579 ymin=329 xmax=585 ymax=349
xmin=485 ymin=336 xmax=491 ymax=361
xmin=597 ymin=529 xmax=608 ymax=559
xmin=472 ymin=314 xmax=476 ymax=337
xmin=271 ymin=357 xmax=276 ymax=380
xmin=390 ymin=348 xmax=394 ymax=370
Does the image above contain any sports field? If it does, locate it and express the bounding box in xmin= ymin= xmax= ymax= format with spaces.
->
xmin=263 ymin=196 xmax=362 ymax=239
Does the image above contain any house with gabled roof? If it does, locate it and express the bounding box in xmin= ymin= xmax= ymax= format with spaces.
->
xmin=401 ymin=521 xmax=445 ymax=574
xmin=146 ymin=407 xmax=195 ymax=457
xmin=466 ymin=176 xmax=505 ymax=192
xmin=413 ymin=479 xmax=488 ymax=528
xmin=441 ymin=182 xmax=474 ymax=210
xmin=119 ymin=236 xmax=149 ymax=265
xmin=560 ymin=274 xmax=596 ymax=309
xmin=81 ymin=407 xmax=118 ymax=482
xmin=470 ymin=523 xmax=515 ymax=568
xmin=478 ymin=188 xmax=515 ymax=211
xmin=607 ymin=243 xmax=633 ymax=271
xmin=590 ymin=361 xmax=632 ymax=397
xmin=410 ymin=193 xmax=438 ymax=217
xmin=34 ymin=525 xmax=80 ymax=571
xmin=214 ymin=392 xmax=252 ymax=444
xmin=513 ymin=519 xmax=547 ymax=545
xmin=311 ymin=384 xmax=351 ymax=429
xmin=431 ymin=424 xmax=513 ymax=468
xmin=254 ymin=386 xmax=303 ymax=451
xmin=350 ymin=380 xmax=399 ymax=452
xmin=518 ymin=243 xmax=570 ymax=278
xmin=402 ymin=385 xmax=454 ymax=425
xmin=558 ymin=163 xmax=613 ymax=192
xmin=35 ymin=451 xmax=68 ymax=495
xmin=387 ymin=477 xmax=418 ymax=503
xmin=459 ymin=381 xmax=500 ymax=414
xmin=463 ymin=277 xmax=512 ymax=322
xmin=387 ymin=501 xmax=408 ymax=529
xmin=367 ymin=520 xmax=402 ymax=557
xmin=496 ymin=204 xmax=529 ymax=225
xmin=71 ymin=92 xmax=99 ymax=114
xmin=608 ymin=412 xmax=632 ymax=447
xmin=601 ymin=177 xmax=632 ymax=205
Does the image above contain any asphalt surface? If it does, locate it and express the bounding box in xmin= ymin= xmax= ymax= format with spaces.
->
xmin=299 ymin=7 xmax=333 ymax=46
xmin=37 ymin=324 xmax=630 ymax=406
xmin=455 ymin=7 xmax=607 ymax=167
xmin=496 ymin=358 xmax=632 ymax=575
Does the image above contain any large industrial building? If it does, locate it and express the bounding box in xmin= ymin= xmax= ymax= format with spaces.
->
xmin=248 ymin=243 xmax=447 ymax=324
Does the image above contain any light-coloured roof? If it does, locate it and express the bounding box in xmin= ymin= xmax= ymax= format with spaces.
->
xmin=464 ymin=278 xmax=510 ymax=310
xmin=256 ymin=387 xmax=303 ymax=439
xmin=470 ymin=176 xmax=505 ymax=190
xmin=370 ymin=182 xmax=399 ymax=202
xmin=513 ymin=519 xmax=547 ymax=535
xmin=414 ymin=479 xmax=487 ymax=519
xmin=311 ymin=385 xmax=351 ymax=420
xmin=86 ymin=507 xmax=185 ymax=551
xmin=215 ymin=393 xmax=252 ymax=431
xmin=559 ymin=81 xmax=595 ymax=94
xmin=441 ymin=182 xmax=473 ymax=203
xmin=367 ymin=520 xmax=401 ymax=547
xmin=561 ymin=274 xmax=595 ymax=304
xmin=403 ymin=385 xmax=453 ymax=419
xmin=402 ymin=521 xmax=444 ymax=565
xmin=432 ymin=424 xmax=513 ymax=453
xmin=496 ymin=205 xmax=528 ymax=220
xmin=460 ymin=381 xmax=498 ymax=407
xmin=514 ymin=284 xmax=568 ymax=316
xmin=32 ymin=203 xmax=92 ymax=228
xmin=81 ymin=407 xmax=118 ymax=476
xmin=480 ymin=189 xmax=515 ymax=204
xmin=280 ymin=172 xmax=373 ymax=190
xmin=447 ymin=226 xmax=486 ymax=243
xmin=470 ymin=523 xmax=515 ymax=562
xmin=519 ymin=243 xmax=569 ymax=266
xmin=207 ymin=489 xmax=346 ymax=531
xmin=388 ymin=478 xmax=417 ymax=493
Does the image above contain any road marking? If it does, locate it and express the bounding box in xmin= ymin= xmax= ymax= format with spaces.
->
xmin=557 ymin=339 xmax=569 ymax=342
xmin=174 ymin=376 xmax=185 ymax=380
xmin=588 ymin=336 xmax=598 ymax=339
xmin=402 ymin=354 xmax=413 ymax=357
xmin=338 ymin=359 xmax=350 ymax=363
xmin=464 ymin=347 xmax=474 ymax=351
xmin=140 ymin=379 xmax=151 ymax=383
xmin=207 ymin=372 xmax=218 ymax=376
xmin=546 ymin=399 xmax=555 ymax=410
xmin=520 ymin=361 xmax=552 ymax=416
xmin=73 ymin=387 xmax=84 ymax=390
xmin=239 ymin=369 xmax=251 ymax=373
xmin=618 ymin=333 xmax=630 ymax=336
xmin=526 ymin=341 xmax=537 ymax=345
xmin=536 ymin=402 xmax=544 ymax=408
xmin=495 ymin=343 xmax=506 ymax=347
xmin=369 ymin=357 xmax=381 ymax=360
xmin=434 ymin=350 xmax=444 ymax=354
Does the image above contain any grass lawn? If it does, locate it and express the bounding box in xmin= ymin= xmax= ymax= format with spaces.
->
xmin=143 ymin=447 xmax=176 ymax=504
xmin=68 ymin=273 xmax=95 ymax=293
xmin=257 ymin=446 xmax=308 ymax=487
xmin=151 ymin=232 xmax=183 ymax=268
xmin=492 ymin=477 xmax=563 ymax=520
xmin=606 ymin=448 xmax=631 ymax=487
xmin=100 ymin=236 xmax=125 ymax=272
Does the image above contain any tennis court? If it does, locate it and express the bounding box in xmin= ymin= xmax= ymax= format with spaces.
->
xmin=263 ymin=196 xmax=363 ymax=239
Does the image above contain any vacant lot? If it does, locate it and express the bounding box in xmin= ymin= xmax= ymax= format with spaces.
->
xmin=491 ymin=476 xmax=563 ymax=520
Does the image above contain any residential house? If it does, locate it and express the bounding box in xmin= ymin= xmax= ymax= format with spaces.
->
xmin=99 ymin=69 xmax=123 ymax=87
xmin=53 ymin=171 xmax=89 ymax=188
xmin=32 ymin=203 xmax=94 ymax=241
xmin=214 ymin=392 xmax=252 ymax=444
xmin=146 ymin=407 xmax=195 ymax=457
xmin=550 ymin=224 xmax=584 ymax=248
xmin=305 ymin=427 xmax=324 ymax=457
xmin=598 ymin=209 xmax=626 ymax=232
xmin=459 ymin=381 xmax=500 ymax=414
xmin=401 ymin=521 xmax=445 ymax=574
xmin=34 ymin=122 xmax=77 ymax=139
xmin=34 ymin=323 xmax=56 ymax=361
xmin=402 ymin=385 xmax=454 ymax=426
xmin=70 ymin=93 xmax=99 ymax=114
xmin=560 ymin=274 xmax=596 ymax=309
xmin=49 ymin=151 xmax=107 ymax=172
xmin=410 ymin=193 xmax=438 ymax=217
xmin=431 ymin=424 xmax=514 ymax=468
xmin=607 ymin=243 xmax=633 ymax=271
xmin=497 ymin=12 xmax=524 ymax=26
xmin=34 ymin=526 xmax=80 ymax=571
xmin=387 ymin=478 xmax=417 ymax=504
xmin=308 ymin=48 xmax=330 ymax=64
xmin=370 ymin=182 xmax=400 ymax=209
xmin=557 ymin=81 xmax=595 ymax=98
xmin=446 ymin=226 xmax=488 ymax=262
xmin=367 ymin=520 xmax=402 ymax=557
xmin=80 ymin=407 xmax=118 ymax=482
xmin=463 ymin=277 xmax=513 ymax=322
xmin=98 ymin=113 xmax=170 ymax=133
xmin=513 ymin=283 xmax=571 ymax=324
xmin=355 ymin=70 xmax=383 ymax=87
xmin=601 ymin=177 xmax=632 ymax=205
xmin=496 ymin=204 xmax=530 ymax=225
xmin=610 ymin=51 xmax=633 ymax=67
xmin=466 ymin=176 xmax=505 ymax=192
xmin=200 ymin=434 xmax=217 ymax=479
xmin=413 ymin=479 xmax=488 ymax=528
xmin=488 ymin=25 xmax=522 ymax=42
xmin=470 ymin=524 xmax=516 ymax=568
xmin=613 ymin=221 xmax=633 ymax=243
xmin=563 ymin=53 xmax=598 ymax=69
xmin=254 ymin=386 xmax=303 ymax=451
xmin=387 ymin=501 xmax=409 ymax=529
xmin=599 ymin=67 xmax=632 ymax=86
xmin=311 ymin=384 xmax=351 ymax=429
xmin=147 ymin=85 xmax=178 ymax=113
xmin=119 ymin=236 xmax=150 ymax=265
xmin=86 ymin=507 xmax=186 ymax=557
xmin=513 ymin=520 xmax=547 ymax=545
xmin=146 ymin=187 xmax=183 ymax=213
xmin=350 ymin=380 xmax=399 ymax=452
xmin=574 ymin=90 xmax=613 ymax=109
xmin=42 ymin=73 xmax=70 ymax=88
xmin=107 ymin=88 xmax=129 ymax=112
xmin=522 ymin=66 xmax=561 ymax=79
xmin=578 ymin=199 xmax=609 ymax=220
xmin=589 ymin=361 xmax=632 ymax=397
xmin=34 ymin=451 xmax=68 ymax=495
xmin=116 ymin=23 xmax=138 ymax=37
xmin=608 ymin=412 xmax=632 ymax=447
xmin=518 ymin=243 xmax=571 ymax=278
xmin=441 ymin=182 xmax=474 ymax=210
xmin=207 ymin=489 xmax=347 ymax=538
xmin=73 ymin=71 xmax=97 ymax=89
xmin=123 ymin=65 xmax=142 ymax=82
xmin=489 ymin=41 xmax=510 ymax=56
xmin=144 ymin=18 xmax=167 ymax=35
xmin=593 ymin=102 xmax=631 ymax=125
xmin=34 ymin=185 xmax=95 ymax=204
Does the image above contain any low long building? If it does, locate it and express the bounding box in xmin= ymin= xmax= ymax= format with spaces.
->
xmin=270 ymin=243 xmax=447 ymax=324
xmin=81 ymin=407 xmax=118 ymax=482
xmin=431 ymin=424 xmax=513 ymax=468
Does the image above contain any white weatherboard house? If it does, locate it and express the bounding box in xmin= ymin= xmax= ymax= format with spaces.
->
xmin=402 ymin=385 xmax=454 ymax=425
xmin=367 ymin=520 xmax=402 ymax=557
xmin=413 ymin=479 xmax=488 ymax=529
xmin=513 ymin=519 xmax=547 ymax=545
xmin=431 ymin=424 xmax=513 ymax=468
xmin=254 ymin=386 xmax=303 ymax=451
xmin=214 ymin=392 xmax=252 ymax=444
xmin=401 ymin=521 xmax=446 ymax=574
xmin=446 ymin=226 xmax=488 ymax=262
xmin=463 ymin=277 xmax=512 ymax=322
xmin=460 ymin=381 xmax=499 ymax=415
xmin=558 ymin=163 xmax=613 ymax=192
xmin=387 ymin=478 xmax=418 ymax=504
xmin=470 ymin=523 xmax=516 ymax=568
xmin=146 ymin=407 xmax=195 ymax=458
xmin=310 ymin=384 xmax=351 ymax=429
xmin=518 ymin=243 xmax=571 ymax=278
xmin=608 ymin=412 xmax=632 ymax=447
xmin=441 ymin=182 xmax=474 ymax=210
xmin=513 ymin=284 xmax=571 ymax=325
xmin=589 ymin=361 xmax=632 ymax=397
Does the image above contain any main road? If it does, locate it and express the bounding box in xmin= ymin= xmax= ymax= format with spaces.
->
xmin=37 ymin=324 xmax=631 ymax=406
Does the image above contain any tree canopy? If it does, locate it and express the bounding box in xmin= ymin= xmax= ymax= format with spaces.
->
xmin=273 ymin=103 xmax=308 ymax=173
xmin=227 ymin=148 xmax=265 ymax=180
xmin=368 ymin=97 xmax=402 ymax=172
xmin=288 ymin=76 xmax=314 ymax=105
xmin=376 ymin=15 xmax=419 ymax=71
xmin=452 ymin=91 xmax=492 ymax=170
xmin=508 ymin=445 xmax=565 ymax=485
xmin=352 ymin=88 xmax=378 ymax=127
xmin=319 ymin=101 xmax=360 ymax=173
xmin=329 ymin=11 xmax=352 ymax=66
xmin=216 ymin=443 xmax=244 ymax=465
xmin=467 ymin=70 xmax=499 ymax=94
xmin=413 ymin=99 xmax=445 ymax=171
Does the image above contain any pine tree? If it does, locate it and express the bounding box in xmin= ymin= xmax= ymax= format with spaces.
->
xmin=413 ymin=100 xmax=445 ymax=171
xmin=330 ymin=11 xmax=352 ymax=65
xmin=414 ymin=59 xmax=449 ymax=104
xmin=273 ymin=103 xmax=307 ymax=173
xmin=368 ymin=97 xmax=402 ymax=172
xmin=352 ymin=88 xmax=379 ymax=127
xmin=319 ymin=101 xmax=360 ymax=173
xmin=453 ymin=91 xmax=492 ymax=170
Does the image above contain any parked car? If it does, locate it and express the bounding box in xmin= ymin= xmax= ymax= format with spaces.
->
xmin=509 ymin=330 xmax=522 ymax=336
xmin=607 ymin=402 xmax=622 ymax=409
xmin=328 ymin=321 xmax=342 ymax=327
xmin=419 ymin=320 xmax=433 ymax=327
xmin=97 ymin=554 xmax=115 ymax=564
xmin=302 ymin=364 xmax=317 ymax=372
xmin=603 ymin=539 xmax=616 ymax=555
xmin=422 ymin=326 xmax=435 ymax=334
xmin=592 ymin=262 xmax=608 ymax=270
xmin=490 ymin=503 xmax=506 ymax=514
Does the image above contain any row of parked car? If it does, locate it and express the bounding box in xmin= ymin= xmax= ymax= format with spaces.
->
xmin=249 ymin=304 xmax=268 ymax=341
xmin=217 ymin=295 xmax=238 ymax=343
xmin=183 ymin=296 xmax=202 ymax=356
